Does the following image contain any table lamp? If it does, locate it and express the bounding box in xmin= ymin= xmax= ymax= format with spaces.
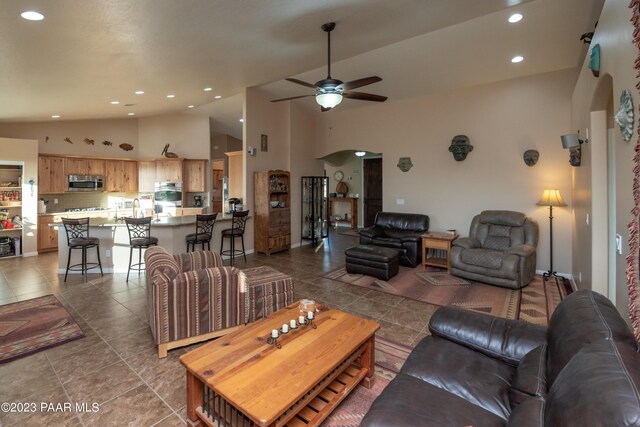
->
xmin=536 ymin=189 xmax=567 ymax=282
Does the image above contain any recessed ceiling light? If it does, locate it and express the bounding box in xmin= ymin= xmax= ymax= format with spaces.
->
xmin=110 ymin=100 xmax=120 ymax=105
xmin=21 ymin=11 xmax=44 ymax=21
xmin=214 ymin=95 xmax=222 ymax=99
xmin=204 ymin=87 xmax=212 ymax=92
xmin=166 ymin=94 xmax=175 ymax=98
xmin=134 ymin=90 xmax=144 ymax=95
xmin=187 ymin=105 xmax=195 ymax=109
xmin=508 ymin=13 xmax=523 ymax=23
xmin=239 ymin=118 xmax=244 ymax=123
xmin=511 ymin=55 xmax=524 ymax=63
xmin=51 ymin=115 xmax=60 ymax=119
xmin=127 ymin=112 xmax=135 ymax=116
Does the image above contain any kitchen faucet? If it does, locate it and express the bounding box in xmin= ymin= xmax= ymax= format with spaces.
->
xmin=133 ymin=198 xmax=140 ymax=218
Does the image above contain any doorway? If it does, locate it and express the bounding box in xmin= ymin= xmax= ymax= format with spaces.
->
xmin=363 ymin=157 xmax=382 ymax=227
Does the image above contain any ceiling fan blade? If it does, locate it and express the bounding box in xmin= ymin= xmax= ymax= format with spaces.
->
xmin=285 ymin=78 xmax=317 ymax=89
xmin=271 ymin=94 xmax=315 ymax=102
xmin=338 ymin=76 xmax=382 ymax=91
xmin=342 ymin=91 xmax=387 ymax=102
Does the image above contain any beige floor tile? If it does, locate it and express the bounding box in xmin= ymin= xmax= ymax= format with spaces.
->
xmin=64 ymin=360 xmax=143 ymax=406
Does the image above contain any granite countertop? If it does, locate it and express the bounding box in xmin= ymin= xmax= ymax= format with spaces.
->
xmin=39 ymin=206 xmax=208 ymax=216
xmin=49 ymin=214 xmax=237 ymax=227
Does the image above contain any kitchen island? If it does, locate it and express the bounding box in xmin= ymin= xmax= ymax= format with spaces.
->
xmin=51 ymin=215 xmax=240 ymax=274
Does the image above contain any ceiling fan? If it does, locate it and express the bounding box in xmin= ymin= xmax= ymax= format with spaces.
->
xmin=271 ymin=22 xmax=387 ymax=112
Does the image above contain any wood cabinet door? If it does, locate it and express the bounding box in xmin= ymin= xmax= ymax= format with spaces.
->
xmin=104 ymin=160 xmax=123 ymax=192
xmin=65 ymin=158 xmax=87 ymax=175
xmin=122 ymin=161 xmax=138 ymax=193
xmin=38 ymin=157 xmax=52 ymax=194
xmin=156 ymin=160 xmax=183 ymax=182
xmin=38 ymin=215 xmax=56 ymax=251
xmin=138 ymin=161 xmax=156 ymax=192
xmin=86 ymin=159 xmax=106 ymax=176
xmin=50 ymin=158 xmax=67 ymax=194
xmin=184 ymin=160 xmax=206 ymax=192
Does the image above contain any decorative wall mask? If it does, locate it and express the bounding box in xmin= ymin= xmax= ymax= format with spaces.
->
xmin=523 ymin=149 xmax=539 ymax=167
xmin=397 ymin=157 xmax=413 ymax=172
xmin=449 ymin=135 xmax=473 ymax=161
xmin=569 ymin=147 xmax=582 ymax=167
xmin=588 ymin=44 xmax=600 ymax=77
xmin=615 ymin=89 xmax=634 ymax=142
xmin=44 ymin=136 xmax=49 ymax=143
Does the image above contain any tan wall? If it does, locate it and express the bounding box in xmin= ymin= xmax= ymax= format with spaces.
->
xmin=570 ymin=0 xmax=635 ymax=313
xmin=0 ymin=138 xmax=39 ymax=256
xmin=315 ymin=70 xmax=575 ymax=275
xmin=138 ymin=113 xmax=210 ymax=160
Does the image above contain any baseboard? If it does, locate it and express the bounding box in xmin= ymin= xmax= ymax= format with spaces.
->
xmin=22 ymin=252 xmax=38 ymax=257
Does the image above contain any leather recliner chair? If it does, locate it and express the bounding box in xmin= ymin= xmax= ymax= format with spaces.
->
xmin=358 ymin=212 xmax=429 ymax=267
xmin=450 ymin=210 xmax=538 ymax=289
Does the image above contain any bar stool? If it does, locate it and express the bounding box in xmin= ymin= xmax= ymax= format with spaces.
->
xmin=220 ymin=210 xmax=249 ymax=266
xmin=62 ymin=217 xmax=103 ymax=282
xmin=186 ymin=213 xmax=217 ymax=252
xmin=125 ymin=217 xmax=158 ymax=282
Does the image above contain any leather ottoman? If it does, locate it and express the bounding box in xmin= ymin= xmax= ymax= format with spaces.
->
xmin=345 ymin=245 xmax=400 ymax=280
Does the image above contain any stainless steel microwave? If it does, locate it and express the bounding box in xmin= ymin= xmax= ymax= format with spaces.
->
xmin=68 ymin=175 xmax=104 ymax=192
xmin=154 ymin=182 xmax=183 ymax=208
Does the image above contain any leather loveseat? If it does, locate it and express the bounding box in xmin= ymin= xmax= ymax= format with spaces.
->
xmin=450 ymin=210 xmax=538 ymax=289
xmin=361 ymin=289 xmax=640 ymax=426
xmin=358 ymin=212 xmax=429 ymax=267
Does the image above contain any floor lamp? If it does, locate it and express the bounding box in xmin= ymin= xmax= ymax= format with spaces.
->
xmin=536 ymin=189 xmax=567 ymax=282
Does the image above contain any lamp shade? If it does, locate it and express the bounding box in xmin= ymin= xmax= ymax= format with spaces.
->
xmin=536 ymin=189 xmax=567 ymax=207
xmin=561 ymin=134 xmax=581 ymax=149
xmin=316 ymin=92 xmax=343 ymax=109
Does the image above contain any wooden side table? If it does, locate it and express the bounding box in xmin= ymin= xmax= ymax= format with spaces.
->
xmin=422 ymin=232 xmax=458 ymax=273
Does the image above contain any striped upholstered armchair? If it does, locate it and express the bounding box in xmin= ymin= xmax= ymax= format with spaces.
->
xmin=145 ymin=246 xmax=295 ymax=357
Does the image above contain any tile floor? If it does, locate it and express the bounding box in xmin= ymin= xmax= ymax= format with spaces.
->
xmin=0 ymin=231 xmax=438 ymax=426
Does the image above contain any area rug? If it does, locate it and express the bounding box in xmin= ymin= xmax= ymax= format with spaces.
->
xmin=324 ymin=266 xmax=571 ymax=324
xmin=321 ymin=336 xmax=411 ymax=427
xmin=0 ymin=295 xmax=85 ymax=364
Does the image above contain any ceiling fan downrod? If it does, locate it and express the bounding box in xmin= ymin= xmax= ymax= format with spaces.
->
xmin=322 ymin=22 xmax=336 ymax=79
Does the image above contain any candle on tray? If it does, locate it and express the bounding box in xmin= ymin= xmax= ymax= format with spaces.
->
xmin=307 ymin=311 xmax=314 ymax=320
xmin=290 ymin=319 xmax=297 ymax=328
xmin=299 ymin=315 xmax=306 ymax=324
xmin=282 ymin=324 xmax=288 ymax=333
xmin=271 ymin=329 xmax=279 ymax=338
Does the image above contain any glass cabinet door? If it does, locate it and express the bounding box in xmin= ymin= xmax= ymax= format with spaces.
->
xmin=301 ymin=176 xmax=328 ymax=244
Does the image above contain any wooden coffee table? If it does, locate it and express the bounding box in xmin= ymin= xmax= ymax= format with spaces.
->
xmin=180 ymin=302 xmax=380 ymax=427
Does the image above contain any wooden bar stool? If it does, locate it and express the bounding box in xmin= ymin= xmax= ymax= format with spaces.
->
xmin=62 ymin=217 xmax=103 ymax=282
xmin=220 ymin=210 xmax=249 ymax=265
xmin=186 ymin=213 xmax=217 ymax=252
xmin=125 ymin=217 xmax=158 ymax=282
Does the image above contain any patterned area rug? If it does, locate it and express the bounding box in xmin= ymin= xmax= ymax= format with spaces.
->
xmin=321 ymin=336 xmax=411 ymax=427
xmin=324 ymin=266 xmax=571 ymax=325
xmin=0 ymin=295 xmax=85 ymax=364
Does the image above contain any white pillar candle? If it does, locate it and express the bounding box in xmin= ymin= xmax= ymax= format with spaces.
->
xmin=307 ymin=311 xmax=314 ymax=320
xmin=271 ymin=329 xmax=278 ymax=338
xmin=290 ymin=319 xmax=297 ymax=328
xmin=299 ymin=315 xmax=305 ymax=324
xmin=282 ymin=324 xmax=288 ymax=333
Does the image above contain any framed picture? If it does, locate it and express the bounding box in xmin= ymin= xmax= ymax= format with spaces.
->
xmin=261 ymin=134 xmax=268 ymax=152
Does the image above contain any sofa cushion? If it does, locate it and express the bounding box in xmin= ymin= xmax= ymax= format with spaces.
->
xmin=546 ymin=290 xmax=637 ymax=384
xmin=545 ymin=340 xmax=640 ymax=426
xmin=510 ymin=344 xmax=548 ymax=408
xmin=361 ymin=374 xmax=506 ymax=427
xmin=506 ymin=396 xmax=545 ymax=427
xmin=461 ymin=248 xmax=503 ymax=269
xmin=374 ymin=211 xmax=429 ymax=231
xmin=480 ymin=210 xmax=526 ymax=227
xmin=400 ymin=335 xmax=514 ymax=420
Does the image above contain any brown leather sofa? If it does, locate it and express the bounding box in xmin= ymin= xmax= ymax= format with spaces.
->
xmin=358 ymin=212 xmax=429 ymax=267
xmin=361 ymin=290 xmax=640 ymax=426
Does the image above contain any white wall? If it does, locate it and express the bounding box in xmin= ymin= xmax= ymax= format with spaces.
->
xmin=315 ymin=70 xmax=575 ymax=275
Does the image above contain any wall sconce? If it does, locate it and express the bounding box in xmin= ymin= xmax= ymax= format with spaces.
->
xmin=561 ymin=131 xmax=588 ymax=167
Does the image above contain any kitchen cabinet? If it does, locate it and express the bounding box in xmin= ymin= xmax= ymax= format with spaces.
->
xmin=65 ymin=158 xmax=105 ymax=176
xmin=301 ymin=176 xmax=328 ymax=245
xmin=212 ymin=169 xmax=223 ymax=213
xmin=184 ymin=159 xmax=206 ymax=192
xmin=225 ymin=151 xmax=243 ymax=200
xmin=38 ymin=215 xmax=57 ymax=253
xmin=105 ymin=160 xmax=138 ymax=193
xmin=156 ymin=159 xmax=183 ymax=183
xmin=138 ymin=161 xmax=156 ymax=192
xmin=254 ymin=170 xmax=290 ymax=255
xmin=38 ymin=156 xmax=66 ymax=194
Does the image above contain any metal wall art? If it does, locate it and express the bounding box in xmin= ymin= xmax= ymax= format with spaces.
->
xmin=449 ymin=135 xmax=473 ymax=161
xmin=397 ymin=157 xmax=413 ymax=172
xmin=588 ymin=44 xmax=600 ymax=77
xmin=569 ymin=147 xmax=582 ymax=167
xmin=615 ymin=89 xmax=634 ymax=142
xmin=523 ymin=149 xmax=539 ymax=167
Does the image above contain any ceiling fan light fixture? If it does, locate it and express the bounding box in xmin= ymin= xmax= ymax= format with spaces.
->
xmin=355 ymin=151 xmax=366 ymax=157
xmin=316 ymin=92 xmax=342 ymax=109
